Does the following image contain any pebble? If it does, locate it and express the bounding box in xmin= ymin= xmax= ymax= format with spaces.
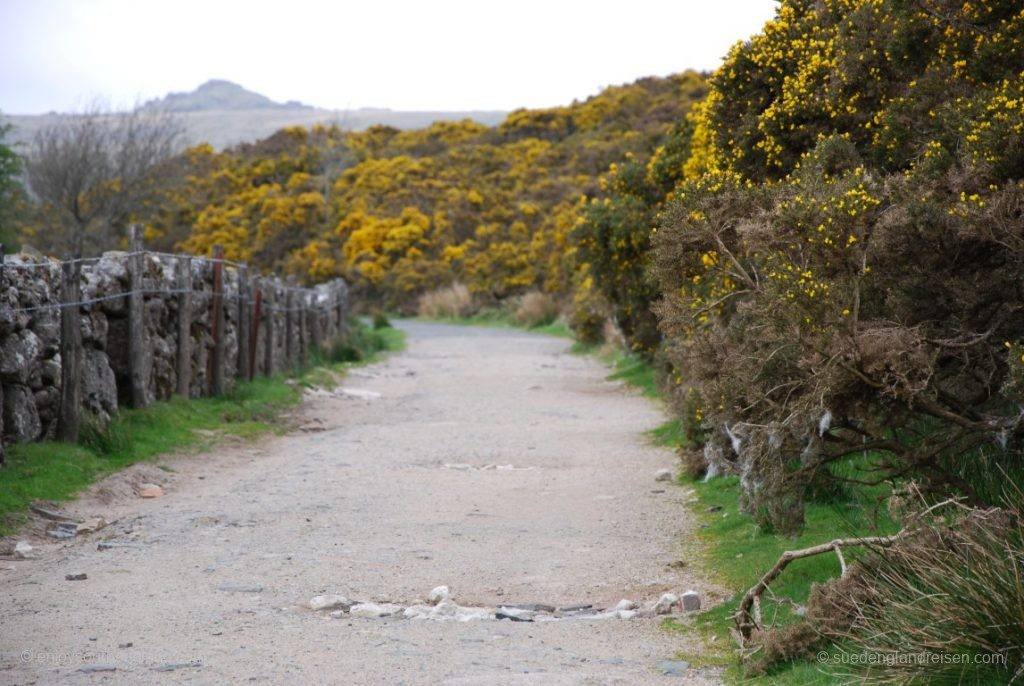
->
xmin=14 ymin=541 xmax=34 ymax=559
xmin=65 ymin=573 xmax=88 ymax=581
xmin=349 ymin=602 xmax=403 ymax=618
xmin=309 ymin=594 xmax=352 ymax=611
xmin=681 ymin=590 xmax=701 ymax=612
xmin=138 ymin=484 xmax=164 ymax=498
xmin=658 ymin=660 xmax=690 ymax=677
xmin=218 ymin=582 xmax=263 ymax=593
xmin=154 ymin=661 xmax=202 ymax=672
xmin=76 ymin=517 xmax=108 ymax=534
xmin=654 ymin=593 xmax=680 ymax=615
xmin=655 ymin=469 xmax=673 ymax=482
xmin=48 ymin=522 xmax=77 ymax=538
xmin=427 ymin=585 xmax=450 ymax=605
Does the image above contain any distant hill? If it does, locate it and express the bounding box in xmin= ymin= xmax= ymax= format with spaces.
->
xmin=141 ymin=79 xmax=313 ymax=112
xmin=2 ymin=80 xmax=507 ymax=151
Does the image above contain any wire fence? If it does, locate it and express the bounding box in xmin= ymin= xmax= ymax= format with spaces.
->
xmin=1 ymin=249 xmax=339 ymax=315
xmin=0 ymin=236 xmax=350 ymax=456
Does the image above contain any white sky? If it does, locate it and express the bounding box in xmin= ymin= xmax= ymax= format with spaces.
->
xmin=0 ymin=0 xmax=779 ymax=115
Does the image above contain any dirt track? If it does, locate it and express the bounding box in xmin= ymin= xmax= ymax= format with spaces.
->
xmin=0 ymin=321 xmax=722 ymax=685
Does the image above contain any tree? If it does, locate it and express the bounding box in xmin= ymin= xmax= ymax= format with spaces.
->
xmin=24 ymin=105 xmax=182 ymax=257
xmin=0 ymin=120 xmax=23 ymax=249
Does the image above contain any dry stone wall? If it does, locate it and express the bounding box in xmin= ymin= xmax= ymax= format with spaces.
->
xmin=0 ymin=248 xmax=348 ymax=461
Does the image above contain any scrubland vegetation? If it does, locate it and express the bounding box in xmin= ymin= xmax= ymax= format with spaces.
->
xmin=4 ymin=0 xmax=1024 ymax=681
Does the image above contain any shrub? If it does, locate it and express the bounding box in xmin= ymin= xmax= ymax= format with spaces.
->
xmin=652 ymin=0 xmax=1024 ymax=533
xmin=567 ymin=271 xmax=608 ymax=345
xmin=831 ymin=501 xmax=1024 ymax=684
xmin=513 ymin=291 xmax=560 ymax=328
xmin=417 ymin=283 xmax=474 ymax=319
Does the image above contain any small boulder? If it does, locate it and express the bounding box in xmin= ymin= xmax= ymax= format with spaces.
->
xmin=76 ymin=517 xmax=108 ymax=535
xmin=613 ymin=599 xmax=639 ymax=612
xmin=427 ymin=585 xmax=450 ymax=605
xmin=681 ymin=590 xmax=701 ymax=612
xmin=14 ymin=541 xmax=34 ymax=559
xmin=655 ymin=469 xmax=673 ymax=482
xmin=654 ymin=592 xmax=680 ymax=615
xmin=138 ymin=484 xmax=164 ymax=498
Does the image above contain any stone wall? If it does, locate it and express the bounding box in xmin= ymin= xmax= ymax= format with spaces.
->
xmin=0 ymin=249 xmax=348 ymax=456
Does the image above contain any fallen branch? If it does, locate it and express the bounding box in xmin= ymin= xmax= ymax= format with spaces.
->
xmin=735 ymin=534 xmax=900 ymax=641
xmin=734 ymin=495 xmax=967 ymax=642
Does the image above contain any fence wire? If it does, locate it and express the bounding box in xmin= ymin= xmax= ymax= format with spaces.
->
xmin=2 ymin=249 xmax=344 ymax=316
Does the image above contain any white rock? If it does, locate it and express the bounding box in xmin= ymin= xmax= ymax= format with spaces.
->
xmin=654 ymin=593 xmax=680 ymax=615
xmin=681 ymin=590 xmax=701 ymax=612
xmin=430 ymin=599 xmax=460 ymax=618
xmin=616 ymin=610 xmax=638 ymax=620
xmin=14 ymin=541 xmax=34 ymax=559
xmin=613 ymin=599 xmax=639 ymax=612
xmin=335 ymin=388 xmax=381 ymax=400
xmin=349 ymin=602 xmax=403 ymax=618
xmin=655 ymin=469 xmax=673 ymax=482
xmin=497 ymin=606 xmax=536 ymax=621
xmin=309 ymin=594 xmax=351 ymax=612
xmin=427 ymin=585 xmax=450 ymax=605
xmin=403 ymin=604 xmax=433 ymax=619
xmin=453 ymin=606 xmax=493 ymax=622
xmin=329 ymin=610 xmax=346 ymax=618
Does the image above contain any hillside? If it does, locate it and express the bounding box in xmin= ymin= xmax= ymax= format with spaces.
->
xmin=141 ymin=79 xmax=312 ymax=111
xmin=146 ymin=71 xmax=708 ymax=310
xmin=1 ymin=79 xmax=507 ymax=151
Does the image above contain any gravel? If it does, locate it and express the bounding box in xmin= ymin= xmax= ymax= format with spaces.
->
xmin=0 ymin=321 xmax=723 ymax=684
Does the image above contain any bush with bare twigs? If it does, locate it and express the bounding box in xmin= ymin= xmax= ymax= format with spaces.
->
xmin=513 ymin=291 xmax=560 ymax=328
xmin=416 ymin=283 xmax=474 ymax=319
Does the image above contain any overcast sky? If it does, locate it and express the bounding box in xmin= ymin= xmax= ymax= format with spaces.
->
xmin=0 ymin=0 xmax=778 ymax=115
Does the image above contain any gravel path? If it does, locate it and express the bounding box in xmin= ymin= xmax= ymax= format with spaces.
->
xmin=0 ymin=321 xmax=723 ymax=685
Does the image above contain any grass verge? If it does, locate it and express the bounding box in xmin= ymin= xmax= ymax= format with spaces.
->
xmin=0 ymin=320 xmax=405 ymax=534
xmin=599 ymin=350 xmax=896 ymax=684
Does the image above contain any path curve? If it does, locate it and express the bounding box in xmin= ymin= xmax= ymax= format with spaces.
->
xmin=1 ymin=321 xmax=721 ymax=685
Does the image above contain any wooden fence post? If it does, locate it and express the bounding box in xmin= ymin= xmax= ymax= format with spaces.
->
xmin=128 ymin=225 xmax=148 ymax=408
xmin=310 ymin=292 xmax=322 ymax=356
xmin=298 ymin=290 xmax=308 ymax=367
xmin=263 ymin=283 xmax=275 ymax=376
xmin=249 ymin=286 xmax=262 ymax=381
xmin=285 ymin=281 xmax=295 ymax=369
xmin=0 ymin=243 xmax=4 ymax=466
xmin=176 ymin=256 xmax=192 ymax=397
xmin=210 ymin=245 xmax=225 ymax=395
xmin=58 ymin=259 xmax=82 ymax=441
xmin=236 ymin=264 xmax=250 ymax=382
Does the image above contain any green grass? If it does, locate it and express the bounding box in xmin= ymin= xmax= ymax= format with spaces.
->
xmin=0 ymin=321 xmax=405 ymax=534
xmin=607 ymin=352 xmax=660 ymax=398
